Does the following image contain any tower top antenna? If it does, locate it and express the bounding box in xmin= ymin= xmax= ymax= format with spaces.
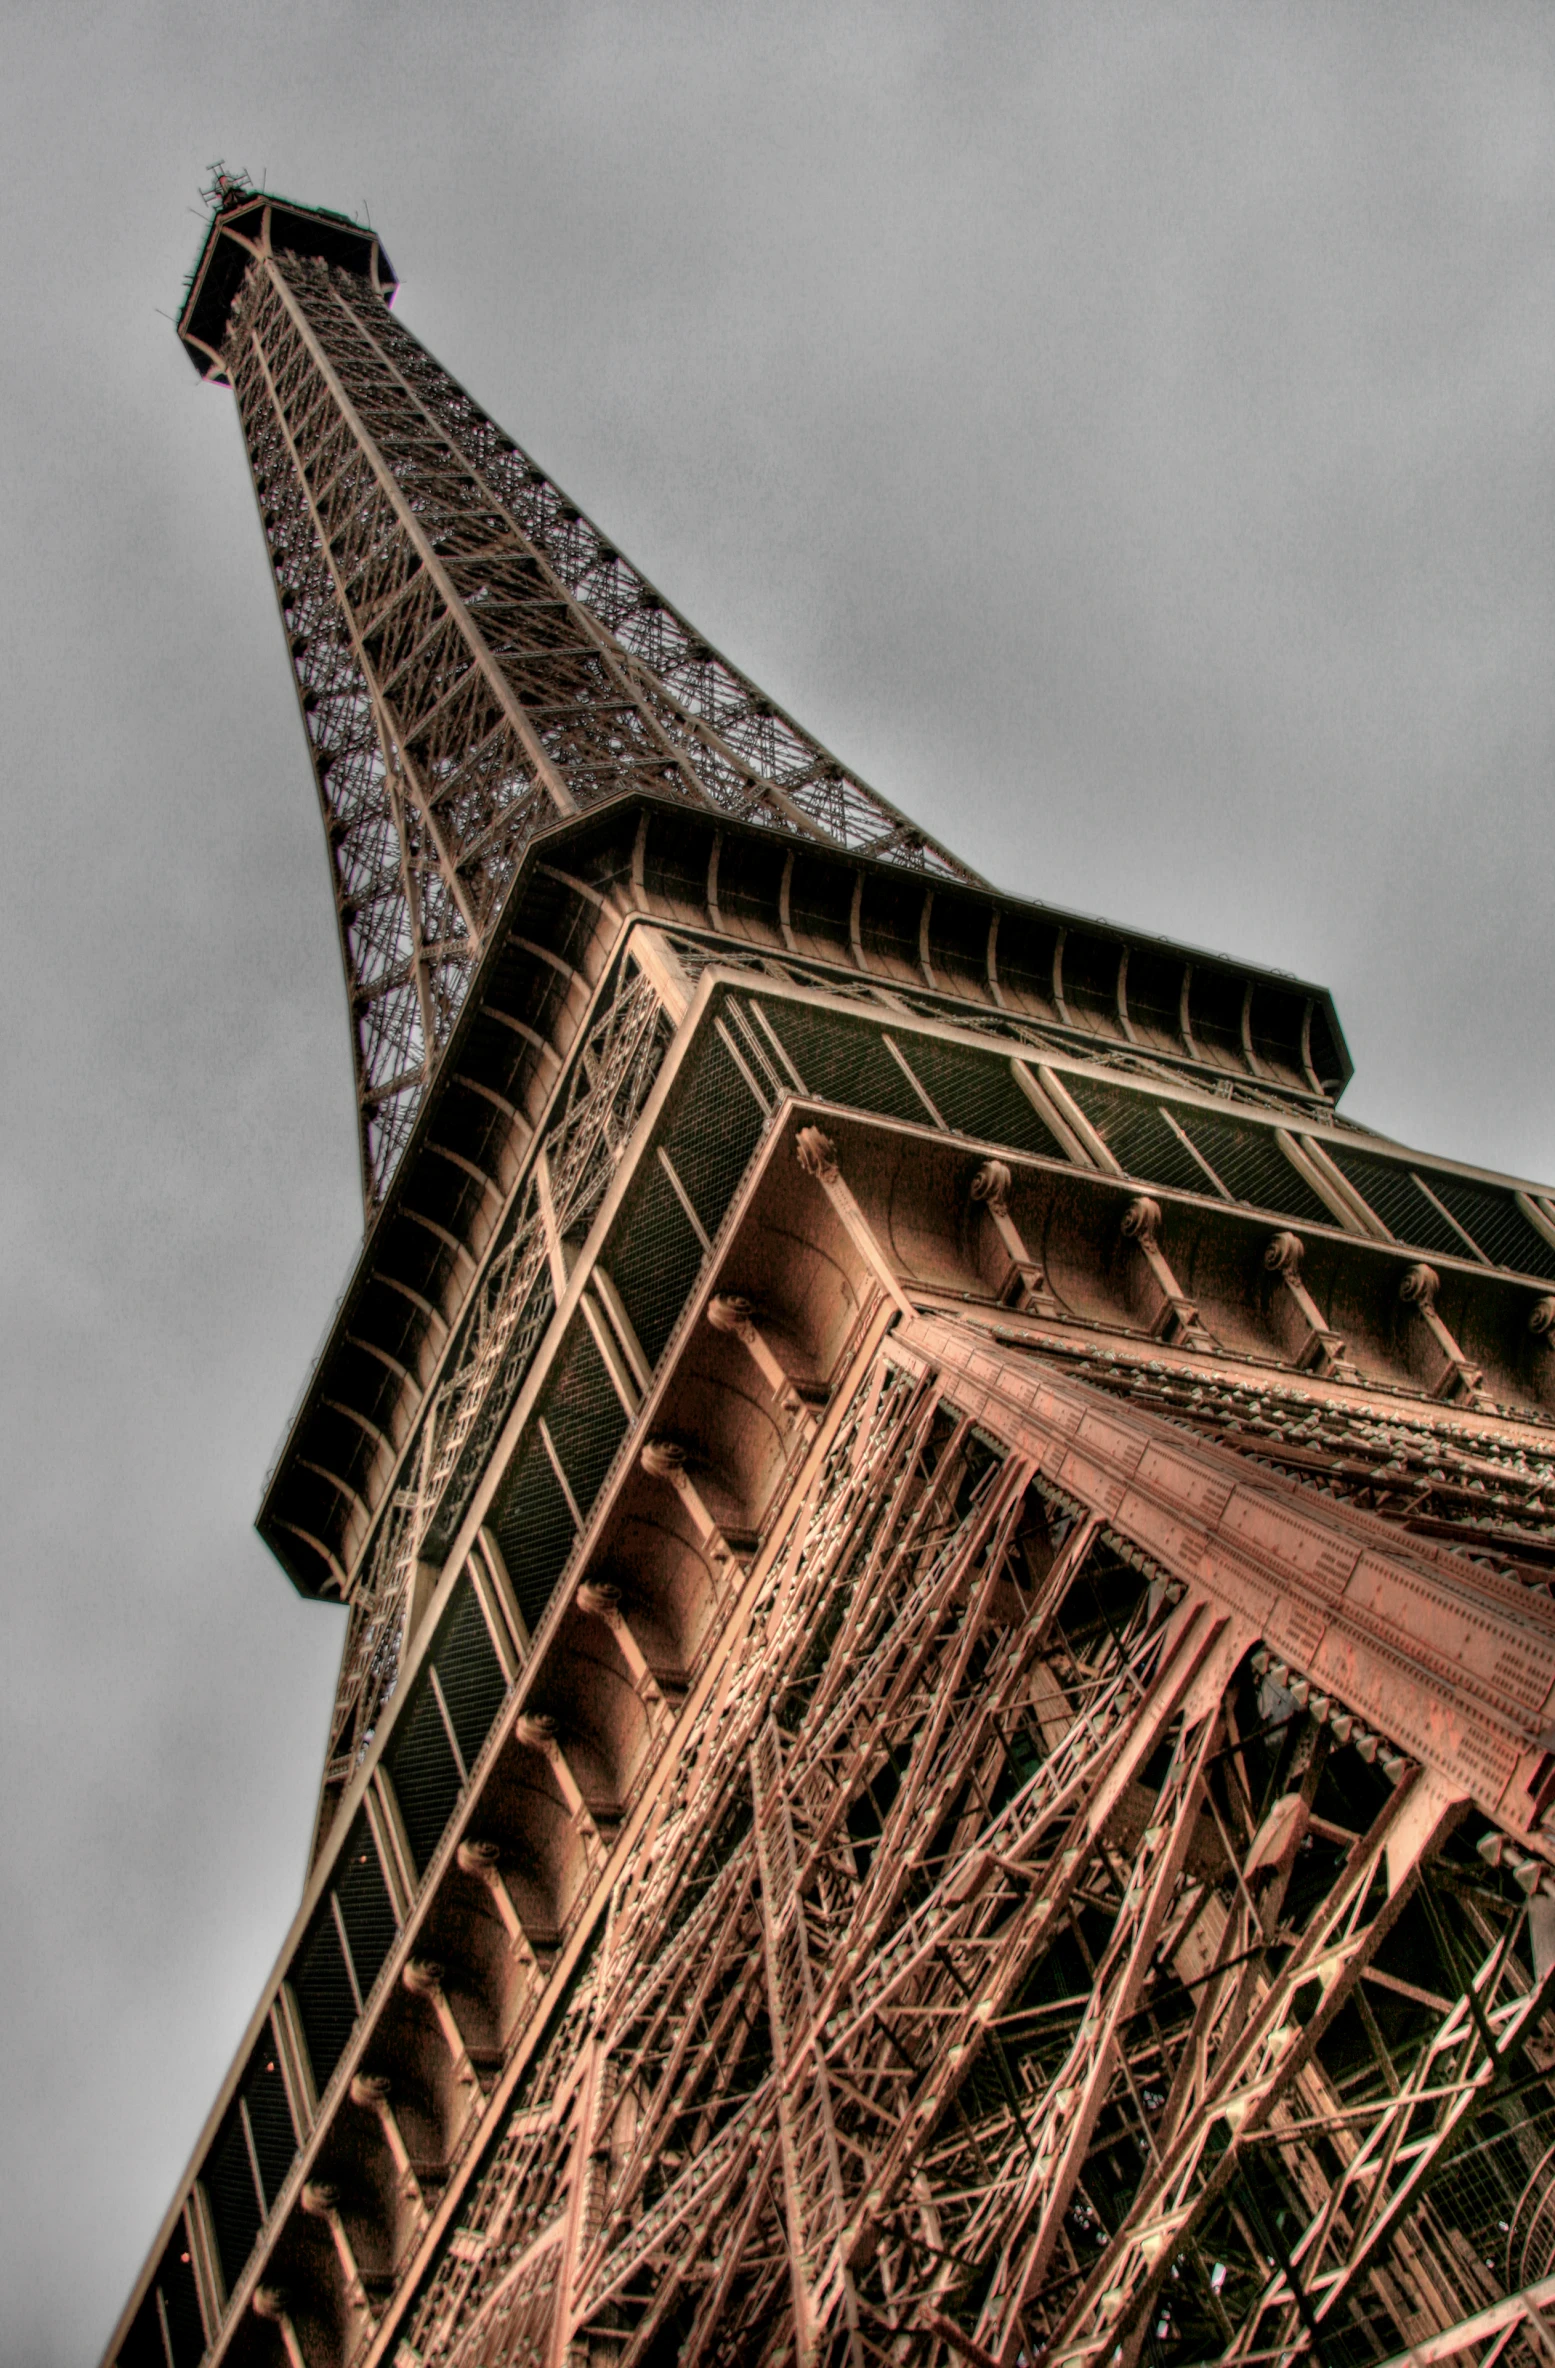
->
xmin=199 ymin=160 xmax=254 ymax=213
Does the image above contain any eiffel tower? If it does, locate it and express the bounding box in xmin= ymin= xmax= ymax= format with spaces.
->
xmin=107 ymin=178 xmax=1555 ymax=2368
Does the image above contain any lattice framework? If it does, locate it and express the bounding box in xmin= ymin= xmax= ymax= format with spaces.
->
xmin=219 ymin=230 xmax=968 ymax=1203
xmin=322 ymin=957 xmax=671 ymax=1785
xmin=118 ymin=186 xmax=1555 ymax=2368
xmin=396 ymin=1328 xmax=1555 ymax=2368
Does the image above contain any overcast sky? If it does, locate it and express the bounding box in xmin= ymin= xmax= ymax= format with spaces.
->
xmin=1 ymin=3 xmax=1551 ymax=2359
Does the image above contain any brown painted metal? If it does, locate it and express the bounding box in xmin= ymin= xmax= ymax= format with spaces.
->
xmin=103 ymin=184 xmax=1555 ymax=2368
xmin=109 ymin=1088 xmax=1555 ymax=2368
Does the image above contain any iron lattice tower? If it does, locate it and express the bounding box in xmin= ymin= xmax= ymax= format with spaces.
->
xmin=106 ymin=183 xmax=1555 ymax=2368
xmin=179 ymin=180 xmax=964 ymax=1207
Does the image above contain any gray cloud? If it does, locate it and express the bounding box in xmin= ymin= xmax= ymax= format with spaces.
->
xmin=0 ymin=3 xmax=1550 ymax=2357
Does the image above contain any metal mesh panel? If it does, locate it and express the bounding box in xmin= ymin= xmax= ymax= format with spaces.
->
xmin=754 ymin=997 xmax=928 ymax=1125
xmin=1425 ymin=1171 xmax=1555 ymax=1281
xmin=116 ymin=2295 xmax=167 ymax=2368
xmin=542 ymin=1326 xmax=629 ymax=1525
xmin=382 ymin=1680 xmax=465 ymax=1875
xmin=491 ymin=1431 xmax=580 ymax=1636
xmin=1328 ymin=1146 xmax=1469 ymax=1258
xmin=292 ymin=1901 xmax=358 ymax=2092
xmin=1174 ymin=1107 xmax=1332 ymax=1223
xmin=893 ymin=1032 xmax=1063 ymax=1154
xmin=430 ymin=1580 xmax=510 ymax=1773
xmin=1429 ymin=2101 xmax=1555 ymax=2287
xmin=242 ymin=2036 xmax=297 ymax=2211
xmin=1064 ymin=1074 xmax=1212 ymax=1196
xmin=154 ymin=2231 xmax=206 ymax=2368
xmin=204 ymin=2103 xmax=263 ymax=2294
xmin=333 ymin=1809 xmax=399 ymax=2003
xmin=608 ymin=1160 xmax=706 ymax=1370
xmin=659 ymin=1028 xmax=767 ymax=1234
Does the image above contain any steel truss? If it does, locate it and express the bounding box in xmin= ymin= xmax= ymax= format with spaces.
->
xmin=1063 ymin=1355 xmax=1555 ymax=1584
xmin=138 ymin=191 xmax=1555 ymax=2368
xmin=387 ymin=1326 xmax=1555 ymax=2368
xmin=218 ymin=237 xmax=968 ymax=1203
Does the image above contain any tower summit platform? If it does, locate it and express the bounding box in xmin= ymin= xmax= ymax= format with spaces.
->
xmin=177 ymin=180 xmax=396 ymax=381
xmin=106 ymin=184 xmax=1555 ymax=2368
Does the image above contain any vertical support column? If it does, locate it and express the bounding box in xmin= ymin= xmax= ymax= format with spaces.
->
xmin=548 ymin=2038 xmax=608 ymax=2368
xmin=750 ymin=1717 xmax=865 ymax=2368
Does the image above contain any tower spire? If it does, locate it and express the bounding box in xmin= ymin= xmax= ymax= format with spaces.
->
xmin=179 ymin=188 xmax=971 ymax=1208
